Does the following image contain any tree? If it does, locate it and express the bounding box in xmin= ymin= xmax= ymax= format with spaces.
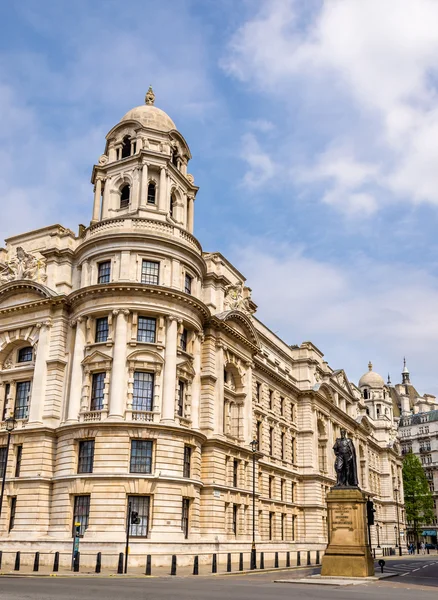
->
xmin=402 ymin=452 xmax=435 ymax=544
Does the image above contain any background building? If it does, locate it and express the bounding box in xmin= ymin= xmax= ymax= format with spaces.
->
xmin=0 ymin=89 xmax=403 ymax=565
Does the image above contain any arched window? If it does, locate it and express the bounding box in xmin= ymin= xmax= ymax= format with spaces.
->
xmin=170 ymin=194 xmax=175 ymax=218
xmin=171 ymin=148 xmax=178 ymax=168
xmin=120 ymin=185 xmax=130 ymax=208
xmin=121 ymin=136 xmax=131 ymax=159
xmin=363 ymin=388 xmax=368 ymax=399
xmin=147 ymin=182 xmax=156 ymax=205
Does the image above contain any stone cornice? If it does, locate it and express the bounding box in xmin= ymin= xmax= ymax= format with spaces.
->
xmin=253 ymin=356 xmax=300 ymax=395
xmin=0 ymin=294 xmax=68 ymax=317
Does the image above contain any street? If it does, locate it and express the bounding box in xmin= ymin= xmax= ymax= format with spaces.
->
xmin=1 ymin=556 xmax=438 ymax=599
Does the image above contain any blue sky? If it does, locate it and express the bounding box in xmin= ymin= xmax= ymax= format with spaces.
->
xmin=2 ymin=0 xmax=438 ymax=394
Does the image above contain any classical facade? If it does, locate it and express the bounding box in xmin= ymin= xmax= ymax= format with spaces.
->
xmin=0 ymin=88 xmax=403 ymax=565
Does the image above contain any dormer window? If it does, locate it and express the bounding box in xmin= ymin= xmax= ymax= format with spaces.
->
xmin=147 ymin=183 xmax=156 ymax=205
xmin=18 ymin=347 xmax=33 ymax=363
xmin=121 ymin=136 xmax=131 ymax=159
xmin=120 ymin=185 xmax=130 ymax=209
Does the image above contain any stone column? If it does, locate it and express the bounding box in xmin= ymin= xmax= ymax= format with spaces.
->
xmin=187 ymin=196 xmax=194 ymax=233
xmin=108 ymin=310 xmax=129 ymax=420
xmin=80 ymin=260 xmax=90 ymax=287
xmin=158 ymin=167 xmax=166 ymax=211
xmin=215 ymin=341 xmax=225 ymax=435
xmin=161 ymin=316 xmax=178 ymax=423
xmin=92 ymin=178 xmax=102 ymax=223
xmin=101 ymin=176 xmax=111 ymax=218
xmin=131 ymin=167 xmax=141 ymax=212
xmin=28 ymin=321 xmax=51 ymax=424
xmin=140 ymin=162 xmax=148 ymax=207
xmin=66 ymin=318 xmax=86 ymax=423
xmin=190 ymin=332 xmax=202 ymax=429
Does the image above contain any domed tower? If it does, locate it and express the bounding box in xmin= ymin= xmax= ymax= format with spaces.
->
xmin=358 ymin=362 xmax=392 ymax=421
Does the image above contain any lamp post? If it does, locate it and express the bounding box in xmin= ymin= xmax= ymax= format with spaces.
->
xmin=376 ymin=522 xmax=381 ymax=548
xmin=394 ymin=525 xmax=398 ymax=548
xmin=250 ymin=439 xmax=258 ymax=570
xmin=0 ymin=417 xmax=17 ymax=520
xmin=394 ymin=488 xmax=402 ymax=556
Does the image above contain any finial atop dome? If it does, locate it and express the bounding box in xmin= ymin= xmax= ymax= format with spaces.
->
xmin=387 ymin=373 xmax=391 ymax=385
xmin=145 ymin=85 xmax=155 ymax=106
xmin=402 ymin=357 xmax=410 ymax=384
xmin=368 ymin=361 xmax=373 ymax=371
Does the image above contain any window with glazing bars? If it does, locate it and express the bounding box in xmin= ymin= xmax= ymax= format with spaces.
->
xmin=98 ymin=261 xmax=111 ymax=284
xmin=184 ymin=274 xmax=192 ymax=295
xmin=269 ymin=427 xmax=274 ymax=456
xmin=9 ymin=497 xmax=16 ymax=532
xmin=141 ymin=260 xmax=159 ymax=285
xmin=180 ymin=328 xmax=187 ymax=351
xmin=281 ymin=432 xmax=285 ymax=460
xmin=78 ymin=440 xmax=95 ymax=473
xmin=281 ymin=513 xmax=285 ymax=541
xmin=183 ymin=446 xmax=191 ymax=478
xmin=182 ymin=498 xmax=190 ymax=538
xmin=73 ymin=495 xmax=90 ymax=537
xmin=18 ymin=347 xmax=33 ymax=362
xmin=232 ymin=504 xmax=238 ymax=535
xmin=130 ymin=440 xmax=153 ymax=473
xmin=95 ymin=318 xmax=109 ymax=343
xmin=0 ymin=446 xmax=6 ymax=478
xmin=233 ymin=459 xmax=239 ymax=487
xmin=2 ymin=383 xmax=9 ymax=421
xmin=14 ymin=381 xmax=31 ymax=420
xmin=15 ymin=445 xmax=22 ymax=478
xmin=137 ymin=317 xmax=156 ymax=343
xmin=256 ymin=421 xmax=261 ymax=447
xmin=177 ymin=381 xmax=185 ymax=417
xmin=90 ymin=373 xmax=105 ymax=411
xmin=128 ymin=495 xmax=150 ymax=537
xmin=147 ymin=183 xmax=156 ymax=204
xmin=269 ymin=512 xmax=274 ymax=540
xmin=133 ymin=372 xmax=154 ymax=411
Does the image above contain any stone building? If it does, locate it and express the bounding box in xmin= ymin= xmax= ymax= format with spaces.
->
xmin=0 ymin=88 xmax=403 ymax=565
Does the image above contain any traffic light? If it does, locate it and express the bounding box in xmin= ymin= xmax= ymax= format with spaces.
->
xmin=131 ymin=511 xmax=141 ymax=525
xmin=366 ymin=499 xmax=376 ymax=525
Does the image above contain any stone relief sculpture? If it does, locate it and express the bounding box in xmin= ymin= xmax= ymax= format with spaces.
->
xmin=0 ymin=247 xmax=47 ymax=284
xmin=333 ymin=428 xmax=359 ymax=487
xmin=224 ymin=283 xmax=254 ymax=315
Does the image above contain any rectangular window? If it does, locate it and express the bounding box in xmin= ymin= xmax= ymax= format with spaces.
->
xmin=291 ymin=515 xmax=296 ymax=541
xmin=141 ymin=260 xmax=159 ymax=285
xmin=256 ymin=382 xmax=261 ymax=401
xmin=291 ymin=483 xmax=295 ymax=503
xmin=95 ymin=317 xmax=109 ymax=343
xmin=281 ymin=479 xmax=285 ymax=501
xmin=280 ymin=397 xmax=284 ymax=416
xmin=233 ymin=504 xmax=238 ymax=535
xmin=133 ymin=372 xmax=154 ymax=411
xmin=130 ymin=440 xmax=153 ymax=474
xmin=0 ymin=446 xmax=7 ymax=478
xmin=9 ymin=497 xmax=17 ymax=532
xmin=78 ymin=440 xmax=95 ymax=474
xmin=73 ymin=495 xmax=90 ymax=537
xmin=233 ymin=459 xmax=239 ymax=487
xmin=128 ymin=495 xmax=150 ymax=537
xmin=137 ymin=317 xmax=156 ymax=343
xmin=281 ymin=513 xmax=285 ymax=541
xmin=18 ymin=347 xmax=33 ymax=363
xmin=180 ymin=328 xmax=188 ymax=351
xmin=97 ymin=261 xmax=111 ymax=284
xmin=269 ymin=390 xmax=273 ymax=410
xmin=15 ymin=445 xmax=22 ymax=478
xmin=291 ymin=437 xmax=296 ymax=463
xmin=256 ymin=421 xmax=261 ymax=446
xmin=183 ymin=445 xmax=192 ymax=478
xmin=281 ymin=432 xmax=285 ymax=460
xmin=178 ymin=381 xmax=185 ymax=417
xmin=184 ymin=274 xmax=192 ymax=295
xmin=269 ymin=512 xmax=274 ymax=540
xmin=291 ymin=403 xmax=295 ymax=421
xmin=2 ymin=383 xmax=10 ymax=421
xmin=269 ymin=427 xmax=274 ymax=456
xmin=182 ymin=498 xmax=190 ymax=538
xmin=14 ymin=380 xmax=31 ymax=420
xmin=90 ymin=373 xmax=105 ymax=411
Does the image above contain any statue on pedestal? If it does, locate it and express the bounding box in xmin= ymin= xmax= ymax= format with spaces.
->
xmin=333 ymin=428 xmax=358 ymax=487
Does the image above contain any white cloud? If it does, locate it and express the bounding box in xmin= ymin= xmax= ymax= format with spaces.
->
xmin=240 ymin=132 xmax=276 ymax=188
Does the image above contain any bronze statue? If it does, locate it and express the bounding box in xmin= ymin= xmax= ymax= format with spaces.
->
xmin=333 ymin=428 xmax=359 ymax=487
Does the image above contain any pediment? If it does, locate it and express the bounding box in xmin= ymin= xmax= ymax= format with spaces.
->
xmin=356 ymin=414 xmax=373 ymax=434
xmin=0 ymin=281 xmax=55 ymax=309
xmin=212 ymin=310 xmax=259 ymax=349
xmin=177 ymin=359 xmax=196 ymax=377
xmin=82 ymin=350 xmax=112 ymax=366
xmin=126 ymin=349 xmax=164 ymax=364
xmin=330 ymin=369 xmax=354 ymax=397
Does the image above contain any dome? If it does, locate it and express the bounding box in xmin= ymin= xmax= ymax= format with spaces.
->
xmin=120 ymin=86 xmax=176 ymax=132
xmin=358 ymin=361 xmax=385 ymax=389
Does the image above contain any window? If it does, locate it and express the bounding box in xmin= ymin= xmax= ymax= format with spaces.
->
xmin=183 ymin=446 xmax=192 ymax=478
xmin=184 ymin=274 xmax=192 ymax=295
xmin=269 ymin=390 xmax=273 ymax=410
xmin=147 ymin=182 xmax=156 ymax=205
xmin=78 ymin=440 xmax=94 ymax=474
xmin=180 ymin=328 xmax=188 ymax=351
xmin=269 ymin=476 xmax=274 ymax=498
xmin=15 ymin=445 xmax=22 ymax=478
xmin=281 ymin=432 xmax=285 ymax=460
xmin=133 ymin=372 xmax=154 ymax=411
xmin=141 ymin=260 xmax=159 ymax=285
xmin=18 ymin=347 xmax=33 ymax=363
xmin=130 ymin=440 xmax=153 ymax=474
xmin=233 ymin=504 xmax=238 ymax=535
xmin=233 ymin=459 xmax=239 ymax=487
xmin=291 ymin=437 xmax=296 ymax=463
xmin=0 ymin=446 xmax=6 ymax=478
xmin=121 ymin=136 xmax=131 ymax=159
xmin=128 ymin=496 xmax=150 ymax=537
xmin=182 ymin=498 xmax=190 ymax=538
xmin=291 ymin=482 xmax=295 ymax=503
xmin=73 ymin=495 xmax=90 ymax=537
xmin=14 ymin=381 xmax=31 ymax=420
xmin=291 ymin=403 xmax=295 ymax=421
xmin=2 ymin=383 xmax=10 ymax=421
xmin=137 ymin=317 xmax=156 ymax=343
xmin=256 ymin=382 xmax=261 ymax=402
xmin=90 ymin=373 xmax=105 ymax=411
xmin=170 ymin=194 xmax=175 ymax=218
xmin=280 ymin=397 xmax=284 ymax=416
xmin=120 ymin=185 xmax=130 ymax=208
xmin=281 ymin=513 xmax=285 ymax=541
xmin=291 ymin=515 xmax=296 ymax=540
xmin=178 ymin=381 xmax=185 ymax=417
xmin=9 ymin=497 xmax=16 ymax=532
xmin=269 ymin=427 xmax=274 ymax=456
xmin=256 ymin=421 xmax=261 ymax=446
xmin=281 ymin=479 xmax=285 ymax=501
xmin=269 ymin=512 xmax=274 ymax=540
xmin=95 ymin=317 xmax=109 ymax=343
xmin=97 ymin=261 xmax=111 ymax=284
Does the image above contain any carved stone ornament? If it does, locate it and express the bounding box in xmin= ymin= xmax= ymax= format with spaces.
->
xmin=0 ymin=247 xmax=47 ymax=284
xmin=98 ymin=154 xmax=108 ymax=165
xmin=145 ymin=85 xmax=155 ymax=106
xmin=224 ymin=283 xmax=254 ymax=315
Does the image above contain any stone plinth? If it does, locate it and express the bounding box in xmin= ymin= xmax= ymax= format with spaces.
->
xmin=321 ymin=487 xmax=374 ymax=578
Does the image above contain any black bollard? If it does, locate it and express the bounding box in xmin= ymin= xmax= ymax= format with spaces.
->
xmin=307 ymin=550 xmax=311 ymax=566
xmin=53 ymin=552 xmax=59 ymax=572
xmin=212 ymin=553 xmax=217 ymax=574
xmin=260 ymin=552 xmax=265 ymax=569
xmin=193 ymin=555 xmax=199 ymax=576
xmin=316 ymin=550 xmax=320 ymax=565
xmin=73 ymin=552 xmax=80 ymax=573
xmin=239 ymin=552 xmax=243 ymax=571
xmin=117 ymin=552 xmax=124 ymax=574
xmin=286 ymin=551 xmax=290 ymax=567
xmin=297 ymin=551 xmax=301 ymax=566
xmin=427 ymin=547 xmax=430 ymax=555
xmin=95 ymin=552 xmax=101 ymax=574
xmin=171 ymin=555 xmax=177 ymax=576
xmin=14 ymin=551 xmax=20 ymax=571
xmin=33 ymin=552 xmax=40 ymax=572
xmin=227 ymin=553 xmax=232 ymax=573
xmin=146 ymin=555 xmax=152 ymax=576
xmin=274 ymin=552 xmax=279 ymax=568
